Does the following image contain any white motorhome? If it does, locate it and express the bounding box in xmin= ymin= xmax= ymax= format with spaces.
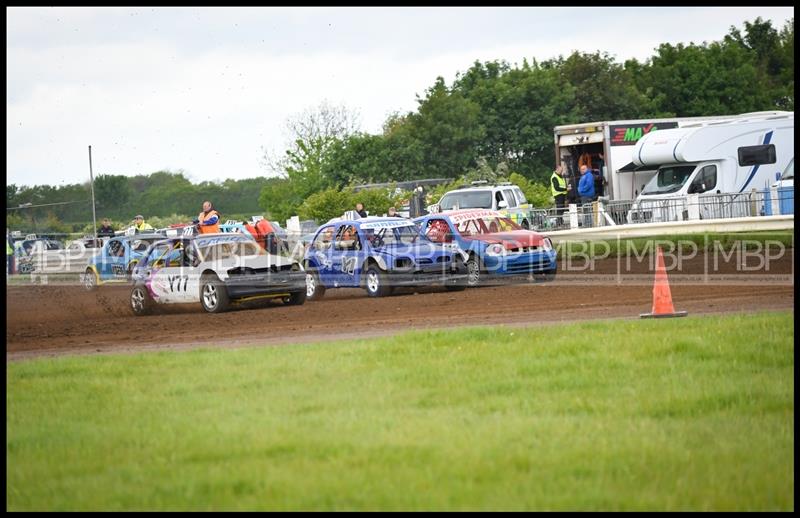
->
xmin=553 ymin=112 xmax=791 ymax=201
xmin=626 ymin=112 xmax=793 ymax=222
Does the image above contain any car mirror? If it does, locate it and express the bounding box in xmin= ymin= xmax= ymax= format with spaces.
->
xmin=497 ymin=200 xmax=508 ymax=209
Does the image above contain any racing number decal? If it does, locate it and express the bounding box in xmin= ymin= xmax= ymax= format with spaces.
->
xmin=168 ymin=275 xmax=190 ymax=292
xmin=341 ymin=256 xmax=357 ymax=276
xmin=112 ymin=264 xmax=125 ymax=277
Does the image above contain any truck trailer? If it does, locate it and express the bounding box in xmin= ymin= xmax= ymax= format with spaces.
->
xmin=553 ymin=111 xmax=790 ymax=201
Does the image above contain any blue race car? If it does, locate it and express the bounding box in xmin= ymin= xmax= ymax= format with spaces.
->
xmin=82 ymin=233 xmax=163 ymax=290
xmin=414 ymin=209 xmax=557 ymax=286
xmin=303 ymin=216 xmax=468 ymax=299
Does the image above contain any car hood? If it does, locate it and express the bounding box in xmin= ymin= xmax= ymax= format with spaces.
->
xmin=462 ymin=231 xmax=545 ymax=250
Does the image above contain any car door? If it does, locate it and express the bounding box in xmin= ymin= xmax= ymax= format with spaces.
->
xmin=103 ymin=238 xmax=128 ymax=280
xmin=144 ymin=241 xmax=188 ymax=303
xmin=330 ymin=224 xmax=362 ymax=287
xmin=308 ymin=225 xmax=335 ymax=287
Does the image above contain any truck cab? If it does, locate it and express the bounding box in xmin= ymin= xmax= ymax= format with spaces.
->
xmin=435 ymin=182 xmax=534 ymax=229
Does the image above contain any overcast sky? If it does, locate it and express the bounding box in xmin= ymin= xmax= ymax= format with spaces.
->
xmin=6 ymin=6 xmax=794 ymax=187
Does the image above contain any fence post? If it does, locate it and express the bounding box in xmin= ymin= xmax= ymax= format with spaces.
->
xmin=770 ymin=186 xmax=781 ymax=215
xmin=686 ymin=194 xmax=700 ymax=220
xmin=568 ymin=204 xmax=579 ymax=229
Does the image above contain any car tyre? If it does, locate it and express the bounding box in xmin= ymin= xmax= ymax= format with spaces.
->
xmin=364 ymin=264 xmax=392 ymax=297
xmin=306 ymin=269 xmax=326 ymax=301
xmin=130 ymin=284 xmax=153 ymax=316
xmin=465 ymin=255 xmax=483 ymax=287
xmin=538 ymin=268 xmax=557 ymax=283
xmin=284 ymin=289 xmax=307 ymax=306
xmin=200 ymin=273 xmax=230 ymax=313
xmin=83 ymin=268 xmax=98 ymax=291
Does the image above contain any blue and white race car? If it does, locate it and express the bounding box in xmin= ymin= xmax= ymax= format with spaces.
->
xmin=82 ymin=234 xmax=163 ymax=289
xmin=129 ymin=233 xmax=306 ymax=315
xmin=303 ymin=216 xmax=468 ymax=299
xmin=414 ymin=209 xmax=557 ymax=286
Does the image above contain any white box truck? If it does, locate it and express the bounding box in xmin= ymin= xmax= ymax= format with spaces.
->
xmin=626 ymin=111 xmax=793 ymax=222
xmin=552 ymin=112 xmax=790 ymax=201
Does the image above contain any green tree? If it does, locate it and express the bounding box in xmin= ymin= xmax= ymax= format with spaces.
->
xmin=93 ymin=174 xmax=131 ymax=219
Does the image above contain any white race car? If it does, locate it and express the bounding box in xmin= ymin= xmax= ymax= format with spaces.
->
xmin=129 ymin=233 xmax=306 ymax=315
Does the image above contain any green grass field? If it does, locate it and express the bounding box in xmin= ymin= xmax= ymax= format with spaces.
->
xmin=6 ymin=311 xmax=794 ymax=511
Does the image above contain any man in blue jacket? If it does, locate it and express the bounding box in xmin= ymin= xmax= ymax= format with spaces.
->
xmin=578 ymin=165 xmax=596 ymax=204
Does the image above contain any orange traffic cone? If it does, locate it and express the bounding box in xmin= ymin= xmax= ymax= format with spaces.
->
xmin=640 ymin=246 xmax=688 ymax=319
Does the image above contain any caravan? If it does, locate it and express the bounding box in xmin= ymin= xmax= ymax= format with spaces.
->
xmin=626 ymin=112 xmax=793 ymax=223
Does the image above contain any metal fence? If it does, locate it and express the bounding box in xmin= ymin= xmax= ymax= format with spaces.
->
xmin=530 ymin=187 xmax=794 ymax=232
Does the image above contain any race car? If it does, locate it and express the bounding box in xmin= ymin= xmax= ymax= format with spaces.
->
xmin=82 ymin=234 xmax=163 ymax=290
xmin=303 ymin=216 xmax=468 ymax=299
xmin=129 ymin=233 xmax=306 ymax=315
xmin=414 ymin=209 xmax=557 ymax=286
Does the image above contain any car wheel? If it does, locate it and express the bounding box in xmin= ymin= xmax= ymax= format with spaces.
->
xmin=200 ymin=273 xmax=230 ymax=313
xmin=83 ymin=268 xmax=98 ymax=291
xmin=306 ymin=270 xmax=326 ymax=301
xmin=538 ymin=268 xmax=557 ymax=283
xmin=364 ymin=264 xmax=392 ymax=297
xmin=465 ymin=256 xmax=482 ymax=287
xmin=284 ymin=289 xmax=307 ymax=306
xmin=130 ymin=284 xmax=153 ymax=316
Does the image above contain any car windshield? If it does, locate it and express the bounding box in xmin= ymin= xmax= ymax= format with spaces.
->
xmin=641 ymin=165 xmax=697 ymax=195
xmin=131 ymin=238 xmax=158 ymax=252
xmin=363 ymin=225 xmax=420 ymax=248
xmin=440 ymin=191 xmax=493 ymax=210
xmin=454 ymin=216 xmax=521 ymax=236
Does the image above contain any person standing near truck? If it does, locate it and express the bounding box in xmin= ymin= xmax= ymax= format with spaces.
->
xmin=550 ymin=164 xmax=568 ymax=213
xmin=578 ymin=165 xmax=596 ymax=204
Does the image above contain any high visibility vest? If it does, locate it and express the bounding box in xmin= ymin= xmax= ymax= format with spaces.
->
xmin=551 ymin=172 xmax=567 ymax=197
xmin=198 ymin=210 xmax=220 ymax=234
xmin=255 ymin=219 xmax=274 ymax=237
xmin=6 ymin=240 xmax=13 ymax=255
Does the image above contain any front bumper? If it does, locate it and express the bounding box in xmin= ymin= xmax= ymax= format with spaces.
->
xmin=483 ymin=250 xmax=557 ymax=276
xmin=224 ymin=270 xmax=307 ymax=299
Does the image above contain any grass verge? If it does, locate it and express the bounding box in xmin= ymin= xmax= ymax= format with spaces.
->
xmin=6 ymin=311 xmax=794 ymax=511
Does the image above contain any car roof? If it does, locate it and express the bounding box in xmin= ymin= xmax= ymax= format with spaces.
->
xmin=430 ymin=209 xmax=504 ymax=219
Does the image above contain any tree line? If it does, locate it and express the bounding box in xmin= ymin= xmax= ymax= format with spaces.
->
xmin=7 ymin=17 xmax=794 ymax=232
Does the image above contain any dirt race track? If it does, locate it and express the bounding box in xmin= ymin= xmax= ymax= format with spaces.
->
xmin=6 ymin=251 xmax=794 ymax=361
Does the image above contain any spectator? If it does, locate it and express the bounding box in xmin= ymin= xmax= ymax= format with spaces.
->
xmin=593 ymin=154 xmax=606 ymax=199
xmin=387 ymin=207 xmax=402 ymax=218
xmin=354 ymin=203 xmax=367 ymax=218
xmin=133 ymin=215 xmax=154 ymax=233
xmin=97 ymin=218 xmax=116 ymax=239
xmin=195 ymin=201 xmax=221 ymax=234
xmin=550 ymin=164 xmax=568 ymax=214
xmin=577 ymin=165 xmax=596 ymax=204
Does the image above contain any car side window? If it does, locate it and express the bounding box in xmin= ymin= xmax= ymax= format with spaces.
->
xmin=334 ymin=224 xmax=361 ymax=251
xmin=514 ymin=187 xmax=528 ymax=205
xmin=146 ymin=244 xmax=172 ymax=267
xmin=494 ymin=191 xmax=504 ymax=208
xmin=503 ymin=189 xmax=518 ymax=208
xmin=425 ymin=219 xmax=453 ymax=243
xmin=313 ymin=226 xmax=335 ymax=251
xmin=689 ymin=165 xmax=717 ymax=194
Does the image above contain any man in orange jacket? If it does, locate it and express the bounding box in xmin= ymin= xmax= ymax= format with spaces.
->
xmin=196 ymin=201 xmax=221 ymax=234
